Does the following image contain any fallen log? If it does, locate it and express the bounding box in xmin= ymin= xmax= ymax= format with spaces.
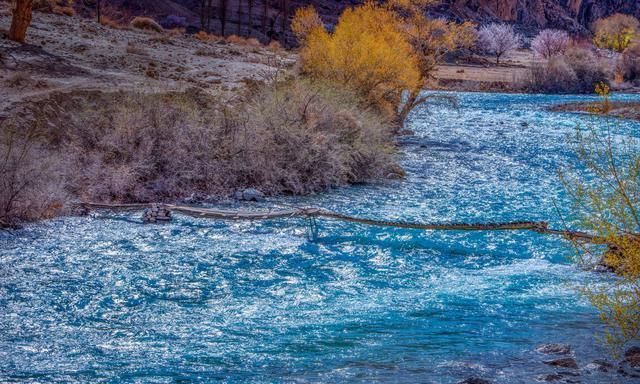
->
xmin=81 ymin=201 xmax=598 ymax=239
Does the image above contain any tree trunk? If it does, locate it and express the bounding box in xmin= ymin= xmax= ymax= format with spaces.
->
xmin=96 ymin=0 xmax=101 ymax=23
xmin=236 ymin=0 xmax=241 ymax=35
xmin=262 ymin=0 xmax=268 ymax=37
xmin=219 ymin=0 xmax=228 ymax=36
xmin=248 ymin=0 xmax=253 ymax=37
xmin=280 ymin=0 xmax=288 ymax=45
xmin=208 ymin=0 xmax=213 ymax=32
xmin=199 ymin=0 xmax=205 ymax=31
xmin=9 ymin=0 xmax=33 ymax=43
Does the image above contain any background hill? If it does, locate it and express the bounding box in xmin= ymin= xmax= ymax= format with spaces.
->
xmin=93 ymin=0 xmax=640 ymax=45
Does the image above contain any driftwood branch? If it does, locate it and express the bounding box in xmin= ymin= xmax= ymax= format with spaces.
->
xmin=80 ymin=202 xmax=616 ymax=244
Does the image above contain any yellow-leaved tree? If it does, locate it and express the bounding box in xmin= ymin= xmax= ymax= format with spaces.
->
xmin=593 ymin=13 xmax=640 ymax=53
xmin=293 ymin=2 xmax=422 ymax=121
xmin=292 ymin=0 xmax=476 ymax=124
xmin=562 ymin=84 xmax=640 ymax=352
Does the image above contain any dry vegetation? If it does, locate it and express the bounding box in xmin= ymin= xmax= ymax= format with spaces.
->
xmin=0 ymin=80 xmax=398 ymax=226
xmin=0 ymin=3 xmax=401 ymax=227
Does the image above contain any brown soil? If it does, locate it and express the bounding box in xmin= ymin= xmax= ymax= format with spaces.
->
xmin=0 ymin=4 xmax=296 ymax=120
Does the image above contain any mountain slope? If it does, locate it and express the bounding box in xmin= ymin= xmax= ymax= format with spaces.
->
xmin=97 ymin=0 xmax=640 ymax=42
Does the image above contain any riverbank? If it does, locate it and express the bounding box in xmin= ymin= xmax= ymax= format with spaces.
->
xmin=0 ymin=6 xmax=400 ymax=227
xmin=551 ymin=101 xmax=640 ymax=121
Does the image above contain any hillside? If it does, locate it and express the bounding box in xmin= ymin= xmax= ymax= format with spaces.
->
xmin=0 ymin=3 xmax=295 ymax=119
xmin=90 ymin=0 xmax=640 ymax=45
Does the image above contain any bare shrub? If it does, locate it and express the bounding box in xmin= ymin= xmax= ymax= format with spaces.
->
xmin=563 ymin=47 xmax=611 ymax=92
xmin=528 ymin=56 xmax=577 ymax=93
xmin=130 ymin=16 xmax=164 ymax=33
xmin=125 ymin=42 xmax=146 ymax=55
xmin=531 ymin=29 xmax=570 ymax=59
xmin=526 ymin=47 xmax=611 ymax=93
xmin=477 ymin=23 xmax=522 ymax=64
xmin=100 ymin=16 xmax=120 ymax=29
xmin=32 ymin=0 xmax=56 ymax=12
xmin=6 ymin=71 xmax=33 ymax=88
xmin=2 ymin=79 xmax=397 ymax=224
xmin=619 ymin=43 xmax=640 ymax=81
xmin=167 ymin=27 xmax=185 ymax=37
xmin=267 ymin=40 xmax=282 ymax=51
xmin=52 ymin=5 xmax=75 ymax=17
xmin=194 ymin=30 xmax=220 ymax=42
xmin=226 ymin=34 xmax=261 ymax=47
xmin=0 ymin=122 xmax=68 ymax=227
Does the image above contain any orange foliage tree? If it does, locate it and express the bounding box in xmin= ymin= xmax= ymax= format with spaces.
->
xmin=293 ymin=0 xmax=474 ymax=124
xmin=293 ymin=2 xmax=422 ymax=121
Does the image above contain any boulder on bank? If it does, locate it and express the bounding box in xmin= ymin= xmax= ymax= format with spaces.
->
xmin=234 ymin=188 xmax=265 ymax=202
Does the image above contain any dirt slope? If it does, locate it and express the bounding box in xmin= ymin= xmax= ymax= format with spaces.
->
xmin=0 ymin=4 xmax=295 ymax=119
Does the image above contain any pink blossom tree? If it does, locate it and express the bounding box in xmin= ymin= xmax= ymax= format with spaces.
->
xmin=477 ymin=23 xmax=522 ymax=64
xmin=531 ymin=29 xmax=570 ymax=59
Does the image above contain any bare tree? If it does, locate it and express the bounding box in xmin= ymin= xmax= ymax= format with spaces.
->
xmin=262 ymin=0 xmax=268 ymax=36
xmin=477 ymin=23 xmax=522 ymax=64
xmin=219 ymin=0 xmax=229 ymax=36
xmin=237 ymin=0 xmax=242 ymax=35
xmin=531 ymin=29 xmax=570 ymax=59
xmin=199 ymin=0 xmax=214 ymax=32
xmin=9 ymin=0 xmax=33 ymax=43
xmin=280 ymin=0 xmax=288 ymax=45
xmin=248 ymin=0 xmax=253 ymax=37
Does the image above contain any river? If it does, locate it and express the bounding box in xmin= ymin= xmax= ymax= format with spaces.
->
xmin=2 ymin=92 xmax=640 ymax=383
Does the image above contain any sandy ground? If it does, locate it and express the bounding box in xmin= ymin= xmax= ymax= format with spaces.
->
xmin=433 ymin=49 xmax=543 ymax=88
xmin=0 ymin=4 xmax=296 ymax=118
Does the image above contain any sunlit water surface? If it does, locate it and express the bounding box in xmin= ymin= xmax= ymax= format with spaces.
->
xmin=2 ymin=92 xmax=640 ymax=383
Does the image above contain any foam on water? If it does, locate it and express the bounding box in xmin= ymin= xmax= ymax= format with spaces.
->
xmin=2 ymin=92 xmax=640 ymax=383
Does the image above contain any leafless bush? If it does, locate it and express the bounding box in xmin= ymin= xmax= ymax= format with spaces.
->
xmin=0 ymin=122 xmax=68 ymax=227
xmin=2 ymin=79 xmax=398 ymax=224
xmin=130 ymin=17 xmax=164 ymax=33
xmin=226 ymin=35 xmax=261 ymax=47
xmin=619 ymin=43 xmax=640 ymax=81
xmin=52 ymin=5 xmax=75 ymax=17
xmin=526 ymin=47 xmax=611 ymax=93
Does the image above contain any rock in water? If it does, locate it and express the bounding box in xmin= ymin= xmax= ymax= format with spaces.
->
xmin=535 ymin=343 xmax=571 ymax=355
xmin=585 ymin=359 xmax=613 ymax=372
xmin=457 ymin=378 xmax=490 ymax=384
xmin=543 ymin=357 xmax=579 ymax=369
xmin=536 ymin=374 xmax=563 ymax=382
xmin=625 ymin=346 xmax=640 ymax=358
xmin=143 ymin=203 xmax=172 ymax=223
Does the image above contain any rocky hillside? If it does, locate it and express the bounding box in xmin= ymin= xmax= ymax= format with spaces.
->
xmin=430 ymin=0 xmax=640 ymax=34
xmin=93 ymin=0 xmax=640 ymax=43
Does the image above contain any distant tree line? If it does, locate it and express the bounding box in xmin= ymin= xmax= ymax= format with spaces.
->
xmin=197 ymin=0 xmax=290 ymax=43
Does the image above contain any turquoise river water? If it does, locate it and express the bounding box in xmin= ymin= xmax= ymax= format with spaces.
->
xmin=2 ymin=92 xmax=640 ymax=383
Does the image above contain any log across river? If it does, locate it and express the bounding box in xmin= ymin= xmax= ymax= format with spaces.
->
xmin=82 ymin=202 xmax=608 ymax=245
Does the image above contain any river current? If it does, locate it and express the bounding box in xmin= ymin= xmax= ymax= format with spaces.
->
xmin=2 ymin=92 xmax=640 ymax=383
